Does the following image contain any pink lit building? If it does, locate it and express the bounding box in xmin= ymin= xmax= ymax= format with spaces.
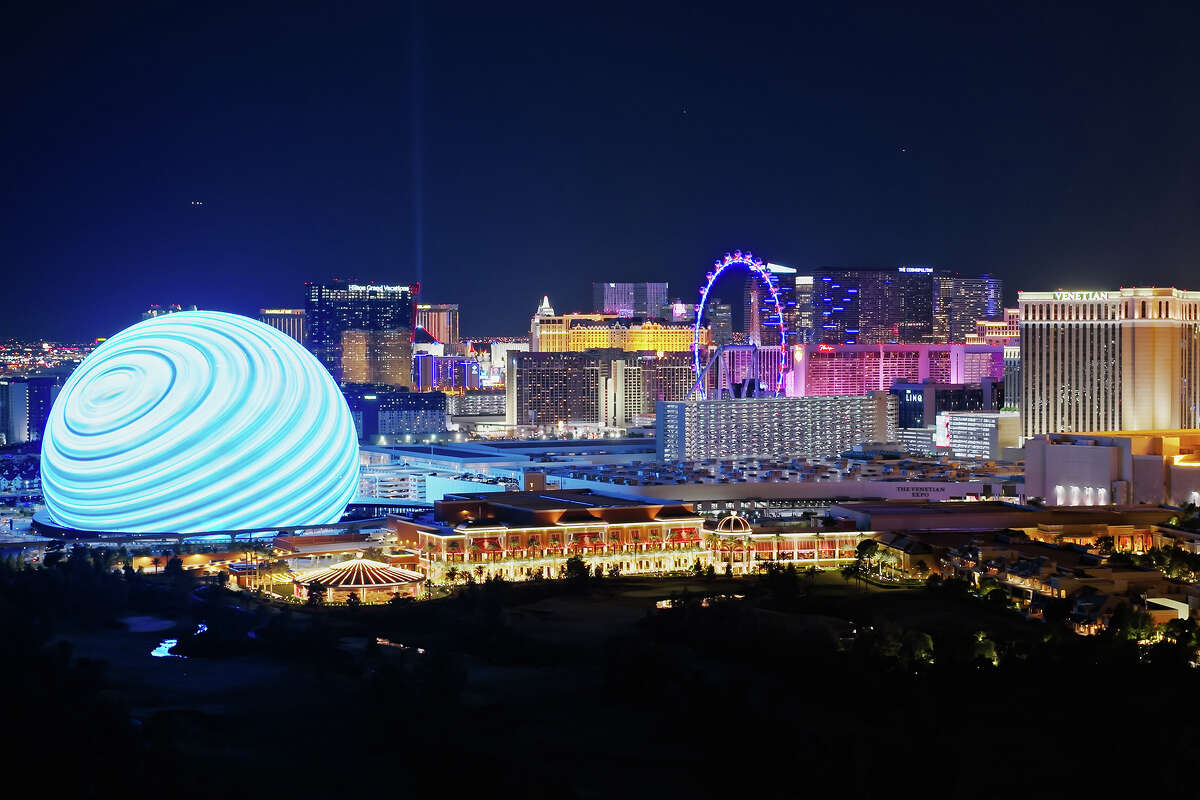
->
xmin=787 ymin=343 xmax=1004 ymax=397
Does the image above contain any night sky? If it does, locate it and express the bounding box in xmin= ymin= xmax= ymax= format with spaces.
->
xmin=4 ymin=1 xmax=1199 ymax=341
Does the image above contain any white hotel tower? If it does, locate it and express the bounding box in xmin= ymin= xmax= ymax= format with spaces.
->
xmin=1019 ymin=287 xmax=1200 ymax=439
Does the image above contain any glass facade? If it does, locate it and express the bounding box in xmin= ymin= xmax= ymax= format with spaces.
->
xmin=808 ymin=268 xmax=1001 ymax=345
xmin=415 ymin=304 xmax=461 ymax=353
xmin=305 ymin=281 xmax=417 ymax=384
xmin=592 ymin=282 xmax=669 ymax=317
xmin=934 ymin=275 xmax=1004 ymax=341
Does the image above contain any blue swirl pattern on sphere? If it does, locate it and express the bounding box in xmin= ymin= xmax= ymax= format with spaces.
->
xmin=40 ymin=311 xmax=360 ymax=533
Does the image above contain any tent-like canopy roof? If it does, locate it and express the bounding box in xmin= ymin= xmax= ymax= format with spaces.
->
xmin=295 ymin=558 xmax=423 ymax=589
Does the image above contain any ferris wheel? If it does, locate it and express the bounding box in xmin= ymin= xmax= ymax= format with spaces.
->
xmin=691 ymin=250 xmax=788 ymax=399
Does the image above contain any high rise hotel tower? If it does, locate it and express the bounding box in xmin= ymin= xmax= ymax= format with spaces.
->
xmin=1019 ymin=287 xmax=1200 ymax=439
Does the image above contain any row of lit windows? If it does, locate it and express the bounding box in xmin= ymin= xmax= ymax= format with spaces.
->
xmin=1021 ymin=323 xmax=1121 ymax=437
xmin=1022 ymin=300 xmax=1200 ymax=322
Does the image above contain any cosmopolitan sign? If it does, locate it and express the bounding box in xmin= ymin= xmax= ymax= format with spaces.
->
xmin=1053 ymin=291 xmax=1110 ymax=301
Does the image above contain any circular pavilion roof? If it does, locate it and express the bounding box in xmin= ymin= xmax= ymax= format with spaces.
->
xmin=295 ymin=558 xmax=423 ymax=589
xmin=714 ymin=515 xmax=752 ymax=533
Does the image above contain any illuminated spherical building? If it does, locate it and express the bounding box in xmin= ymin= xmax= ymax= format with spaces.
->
xmin=40 ymin=311 xmax=360 ymax=533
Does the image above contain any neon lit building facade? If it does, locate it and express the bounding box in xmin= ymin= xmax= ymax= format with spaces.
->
xmin=391 ymin=490 xmax=709 ymax=582
xmin=412 ymin=353 xmax=480 ymax=392
xmin=531 ymin=312 xmax=699 ymax=354
xmin=789 ymin=343 xmax=1004 ymax=397
xmin=807 ymin=267 xmax=1001 ymax=345
xmin=656 ymin=392 xmax=896 ymax=461
xmin=891 ymin=379 xmax=1004 ymax=429
xmin=1019 ymin=287 xmax=1200 ymax=439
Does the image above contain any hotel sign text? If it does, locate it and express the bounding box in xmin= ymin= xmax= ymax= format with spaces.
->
xmin=1053 ymin=291 xmax=1110 ymax=301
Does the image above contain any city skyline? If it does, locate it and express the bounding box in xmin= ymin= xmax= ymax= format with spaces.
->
xmin=10 ymin=5 xmax=1200 ymax=794
xmin=5 ymin=3 xmax=1199 ymax=342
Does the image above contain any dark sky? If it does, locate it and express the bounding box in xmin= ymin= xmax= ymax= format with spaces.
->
xmin=3 ymin=1 xmax=1199 ymax=341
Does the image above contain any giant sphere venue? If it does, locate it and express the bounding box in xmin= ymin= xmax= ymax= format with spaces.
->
xmin=40 ymin=311 xmax=360 ymax=533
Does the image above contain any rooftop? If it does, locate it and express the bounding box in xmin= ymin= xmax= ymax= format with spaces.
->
xmin=295 ymin=558 xmax=423 ymax=588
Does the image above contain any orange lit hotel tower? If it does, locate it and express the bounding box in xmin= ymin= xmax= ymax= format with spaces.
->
xmin=1019 ymin=287 xmax=1200 ymax=439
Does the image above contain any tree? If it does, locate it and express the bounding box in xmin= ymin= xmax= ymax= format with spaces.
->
xmin=346 ymin=591 xmax=361 ymax=608
xmin=877 ymin=549 xmax=898 ymax=578
xmin=855 ymin=540 xmax=878 ymax=577
xmin=306 ymin=581 xmax=326 ymax=606
xmin=1162 ymin=617 xmax=1199 ymax=645
xmin=564 ymin=555 xmax=590 ymax=584
xmin=912 ymin=559 xmax=929 ymax=579
xmin=594 ymin=565 xmax=604 ymax=579
xmin=1105 ymin=602 xmax=1155 ymax=642
xmin=972 ymin=631 xmax=998 ymax=666
xmin=445 ymin=566 xmax=459 ymax=583
xmin=984 ymin=587 xmax=1010 ymax=611
xmin=902 ymin=630 xmax=935 ymax=665
xmin=607 ymin=563 xmax=621 ymax=578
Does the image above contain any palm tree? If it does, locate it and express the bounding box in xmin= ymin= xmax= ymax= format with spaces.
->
xmin=306 ymin=581 xmax=326 ymax=606
xmin=877 ymin=549 xmax=898 ymax=579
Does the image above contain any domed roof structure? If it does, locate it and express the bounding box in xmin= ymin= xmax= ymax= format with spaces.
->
xmin=714 ymin=514 xmax=753 ymax=534
xmin=40 ymin=311 xmax=360 ymax=533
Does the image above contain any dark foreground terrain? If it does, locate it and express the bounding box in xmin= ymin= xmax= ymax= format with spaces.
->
xmin=4 ymin=553 xmax=1197 ymax=798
